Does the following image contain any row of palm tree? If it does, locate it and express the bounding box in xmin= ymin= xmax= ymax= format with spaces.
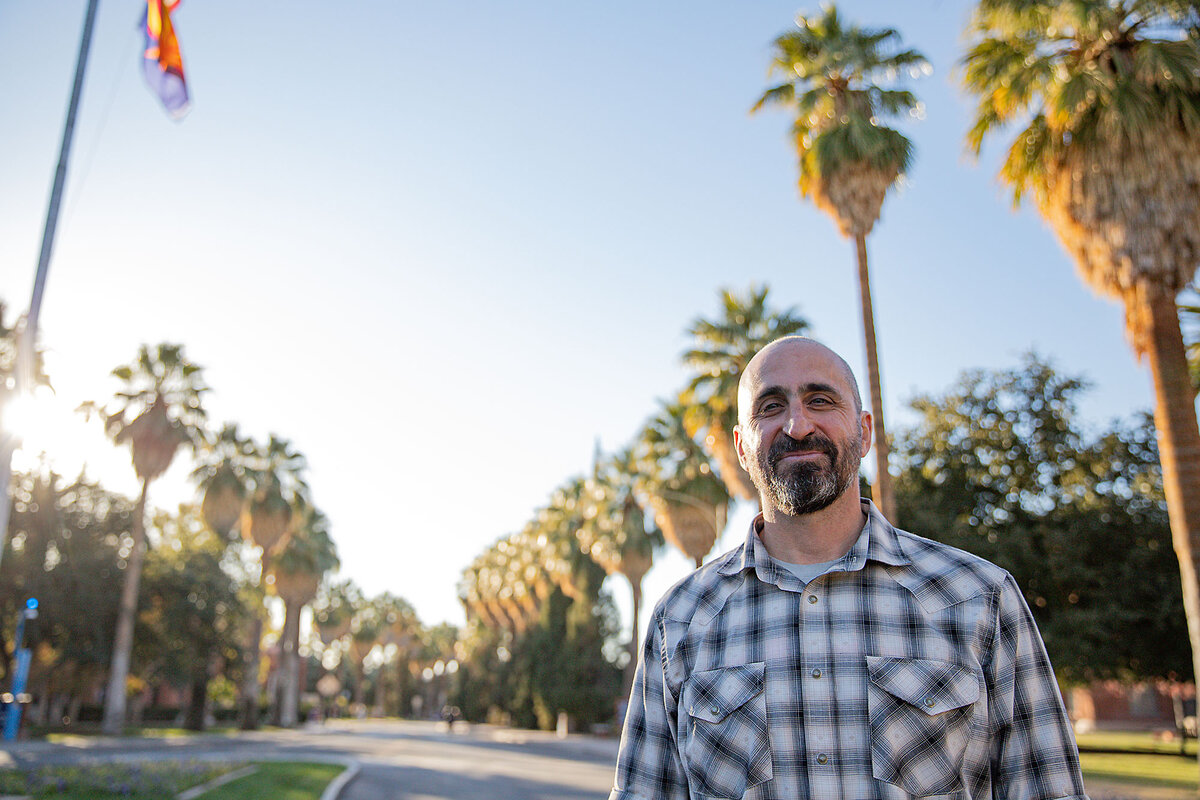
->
xmin=77 ymin=343 xmax=341 ymax=733
xmin=459 ymin=286 xmax=812 ymax=692
xmin=751 ymin=0 xmax=1200 ymax=736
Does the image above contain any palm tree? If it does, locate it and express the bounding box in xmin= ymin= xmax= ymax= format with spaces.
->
xmin=682 ymin=286 xmax=810 ymax=504
xmin=191 ymin=423 xmax=254 ymax=541
xmin=638 ymin=402 xmax=730 ymax=568
xmin=270 ymin=504 xmax=339 ymax=727
xmin=348 ymin=597 xmax=383 ymax=711
xmin=579 ymin=448 xmax=662 ymax=687
xmin=83 ymin=343 xmax=208 ymax=735
xmin=376 ymin=593 xmax=420 ymax=716
xmin=242 ymin=434 xmax=308 ymax=558
xmin=237 ymin=433 xmax=309 ymax=730
xmin=962 ymin=0 xmax=1200 ymax=713
xmin=751 ymin=5 xmax=928 ymax=523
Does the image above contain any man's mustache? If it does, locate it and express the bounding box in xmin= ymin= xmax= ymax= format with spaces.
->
xmin=768 ymin=432 xmax=837 ymax=466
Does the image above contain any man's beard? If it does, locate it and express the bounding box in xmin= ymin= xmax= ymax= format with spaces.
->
xmin=751 ymin=430 xmax=861 ymax=516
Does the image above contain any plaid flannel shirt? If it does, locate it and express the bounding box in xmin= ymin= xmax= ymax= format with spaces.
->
xmin=610 ymin=500 xmax=1089 ymax=800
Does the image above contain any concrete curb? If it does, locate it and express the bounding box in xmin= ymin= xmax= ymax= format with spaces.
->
xmin=319 ymin=759 xmax=360 ymax=800
xmin=176 ymin=764 xmax=258 ymax=799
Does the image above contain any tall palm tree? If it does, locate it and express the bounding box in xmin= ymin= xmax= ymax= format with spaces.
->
xmin=579 ymin=448 xmax=662 ymax=688
xmin=237 ymin=433 xmax=308 ymax=730
xmin=270 ymin=504 xmax=339 ymax=727
xmin=638 ymin=402 xmax=730 ymax=568
xmin=83 ymin=343 xmax=208 ymax=735
xmin=752 ymin=5 xmax=928 ymax=523
xmin=962 ymin=0 xmax=1200 ymax=710
xmin=682 ymin=286 xmax=810 ymax=504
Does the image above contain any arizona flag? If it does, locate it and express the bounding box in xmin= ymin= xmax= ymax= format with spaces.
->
xmin=142 ymin=0 xmax=189 ymax=118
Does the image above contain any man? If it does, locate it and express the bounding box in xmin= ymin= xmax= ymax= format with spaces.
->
xmin=610 ymin=337 xmax=1087 ymax=800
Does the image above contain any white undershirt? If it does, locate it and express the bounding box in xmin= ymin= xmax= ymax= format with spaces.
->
xmin=775 ymin=556 xmax=843 ymax=585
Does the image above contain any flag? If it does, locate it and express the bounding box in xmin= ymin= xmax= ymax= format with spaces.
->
xmin=142 ymin=0 xmax=189 ymax=118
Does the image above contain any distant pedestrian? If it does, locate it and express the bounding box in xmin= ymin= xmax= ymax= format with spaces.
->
xmin=610 ymin=337 xmax=1087 ymax=799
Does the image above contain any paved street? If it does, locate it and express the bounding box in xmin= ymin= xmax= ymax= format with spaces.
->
xmin=0 ymin=719 xmax=619 ymax=799
xmin=0 ymin=719 xmax=1185 ymax=799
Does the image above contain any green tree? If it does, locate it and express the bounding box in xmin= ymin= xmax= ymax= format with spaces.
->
xmin=681 ymin=286 xmax=809 ymax=504
xmin=269 ymin=504 xmax=338 ymax=727
xmin=138 ymin=505 xmax=248 ymax=731
xmin=752 ymin=5 xmax=928 ymax=523
xmin=0 ymin=470 xmax=135 ymax=723
xmin=962 ymin=0 xmax=1200 ymax=706
xmin=82 ymin=343 xmax=208 ymax=735
xmin=894 ymin=355 xmax=1190 ymax=683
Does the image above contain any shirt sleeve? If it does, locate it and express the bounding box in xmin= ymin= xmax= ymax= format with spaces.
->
xmin=609 ymin=609 xmax=690 ymax=800
xmin=987 ymin=573 xmax=1090 ymax=800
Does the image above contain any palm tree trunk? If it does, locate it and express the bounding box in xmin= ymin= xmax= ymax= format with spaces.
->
xmin=853 ymin=233 xmax=897 ymax=523
xmin=279 ymin=598 xmax=301 ymax=727
xmin=239 ymin=614 xmax=263 ymax=730
xmin=353 ymin=658 xmax=366 ymax=710
xmin=184 ymin=657 xmax=209 ymax=732
xmin=1141 ymin=286 xmax=1200 ymax=734
xmin=100 ymin=476 xmax=151 ymax=735
xmin=624 ymin=578 xmax=642 ymax=696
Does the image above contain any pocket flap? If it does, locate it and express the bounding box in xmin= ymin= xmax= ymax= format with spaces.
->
xmin=685 ymin=662 xmax=765 ymax=723
xmin=866 ymin=656 xmax=980 ymax=716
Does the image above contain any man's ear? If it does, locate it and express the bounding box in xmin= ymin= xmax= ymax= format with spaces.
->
xmin=734 ymin=425 xmax=750 ymax=470
xmin=859 ymin=410 xmax=873 ymax=457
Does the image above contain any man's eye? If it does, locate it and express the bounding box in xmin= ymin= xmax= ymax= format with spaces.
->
xmin=760 ymin=401 xmax=783 ymax=413
xmin=809 ymin=396 xmax=832 ymax=406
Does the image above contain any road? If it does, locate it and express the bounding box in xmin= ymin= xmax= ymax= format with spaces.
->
xmin=0 ymin=719 xmax=620 ymax=800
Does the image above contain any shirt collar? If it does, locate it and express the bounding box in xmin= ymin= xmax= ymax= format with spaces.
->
xmin=718 ymin=497 xmax=910 ymax=578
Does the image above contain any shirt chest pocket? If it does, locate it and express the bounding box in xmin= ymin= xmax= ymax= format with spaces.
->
xmin=866 ymin=656 xmax=981 ymax=798
xmin=680 ymin=662 xmax=772 ymax=799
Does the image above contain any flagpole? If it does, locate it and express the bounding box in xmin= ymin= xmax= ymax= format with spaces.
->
xmin=0 ymin=0 xmax=101 ymax=568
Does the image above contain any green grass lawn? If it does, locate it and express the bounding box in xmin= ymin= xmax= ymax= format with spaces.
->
xmin=1076 ymin=729 xmax=1199 ymax=757
xmin=1075 ymin=730 xmax=1200 ymax=792
xmin=0 ymin=760 xmax=235 ymax=799
xmin=201 ymin=762 xmax=345 ymax=800
xmin=1079 ymin=751 xmax=1199 ymax=791
xmin=0 ymin=760 xmax=342 ymax=800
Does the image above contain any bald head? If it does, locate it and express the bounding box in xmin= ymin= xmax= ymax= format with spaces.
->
xmin=737 ymin=337 xmax=863 ymax=425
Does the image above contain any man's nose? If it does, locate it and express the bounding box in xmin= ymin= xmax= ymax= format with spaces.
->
xmin=783 ymin=406 xmax=815 ymax=439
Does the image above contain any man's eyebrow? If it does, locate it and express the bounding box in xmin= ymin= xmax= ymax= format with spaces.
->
xmin=752 ymin=382 xmax=843 ymax=406
xmin=751 ymin=385 xmax=787 ymax=407
xmin=801 ymin=382 xmax=841 ymax=397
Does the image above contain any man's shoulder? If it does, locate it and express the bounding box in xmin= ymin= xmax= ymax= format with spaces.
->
xmin=887 ymin=525 xmax=1012 ymax=610
xmin=649 ymin=542 xmax=747 ymax=624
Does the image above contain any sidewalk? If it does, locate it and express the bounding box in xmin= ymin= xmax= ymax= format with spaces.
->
xmin=1086 ymin=780 xmax=1197 ymax=800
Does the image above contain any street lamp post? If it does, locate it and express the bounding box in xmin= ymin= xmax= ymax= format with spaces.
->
xmin=3 ymin=599 xmax=40 ymax=741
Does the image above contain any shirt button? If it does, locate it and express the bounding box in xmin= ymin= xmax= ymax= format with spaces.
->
xmin=807 ymin=594 xmax=818 ymax=604
xmin=711 ymin=705 xmax=720 ymax=715
xmin=811 ymin=668 xmax=822 ymax=679
xmin=816 ymin=753 xmax=829 ymax=765
xmin=924 ymin=696 xmax=936 ymax=708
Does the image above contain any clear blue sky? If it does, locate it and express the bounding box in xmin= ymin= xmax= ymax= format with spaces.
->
xmin=0 ymin=1 xmax=1158 ymax=637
